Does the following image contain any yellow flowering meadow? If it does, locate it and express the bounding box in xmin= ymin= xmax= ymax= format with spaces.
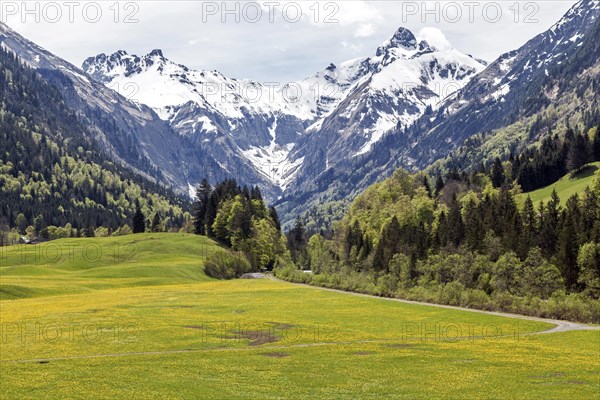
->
xmin=1 ymin=234 xmax=598 ymax=399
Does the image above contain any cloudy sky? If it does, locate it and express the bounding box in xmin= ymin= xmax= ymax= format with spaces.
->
xmin=2 ymin=1 xmax=578 ymax=82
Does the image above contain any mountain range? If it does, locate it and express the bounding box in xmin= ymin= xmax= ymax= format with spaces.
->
xmin=277 ymin=0 xmax=600 ymax=228
xmin=1 ymin=0 xmax=598 ymax=229
xmin=81 ymin=26 xmax=485 ymax=199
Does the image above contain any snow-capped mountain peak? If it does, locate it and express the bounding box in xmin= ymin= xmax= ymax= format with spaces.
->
xmin=83 ymin=26 xmax=485 ymax=191
xmin=376 ymin=27 xmax=418 ymax=56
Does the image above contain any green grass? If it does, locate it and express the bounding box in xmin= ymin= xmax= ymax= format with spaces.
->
xmin=0 ymin=233 xmax=220 ymax=300
xmin=517 ymin=162 xmax=599 ymax=206
xmin=1 ymin=234 xmax=598 ymax=399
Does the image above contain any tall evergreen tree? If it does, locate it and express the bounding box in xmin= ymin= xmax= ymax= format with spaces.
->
xmin=581 ymin=187 xmax=598 ymax=243
xmin=447 ymin=195 xmax=464 ymax=247
xmin=422 ymin=176 xmax=432 ymax=198
xmin=567 ymin=133 xmax=590 ymax=172
xmin=434 ymin=174 xmax=444 ymax=196
xmin=491 ymin=158 xmax=504 ymax=188
xmin=558 ymin=196 xmax=581 ymax=290
xmin=151 ymin=213 xmax=162 ymax=233
xmin=287 ymin=216 xmax=308 ymax=264
xmin=205 ymin=192 xmax=220 ymax=238
xmin=593 ymin=127 xmax=600 ymax=161
xmin=540 ymin=191 xmax=561 ymax=255
xmin=133 ymin=205 xmax=146 ymax=234
xmin=463 ymin=198 xmax=483 ymax=251
xmin=520 ymin=196 xmax=537 ymax=257
xmin=250 ymin=186 xmax=263 ymax=201
xmin=193 ymin=179 xmax=212 ymax=235
xmin=269 ymin=206 xmax=281 ymax=232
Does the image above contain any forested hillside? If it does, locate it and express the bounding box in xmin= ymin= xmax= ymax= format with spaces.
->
xmin=0 ymin=48 xmax=190 ymax=243
xmin=278 ymin=163 xmax=600 ymax=322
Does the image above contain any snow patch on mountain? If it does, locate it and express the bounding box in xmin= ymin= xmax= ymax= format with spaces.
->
xmin=83 ymin=26 xmax=485 ymax=190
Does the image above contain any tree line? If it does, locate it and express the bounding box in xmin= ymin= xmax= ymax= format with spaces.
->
xmin=279 ymin=165 xmax=600 ymax=323
xmin=192 ymin=178 xmax=289 ymax=276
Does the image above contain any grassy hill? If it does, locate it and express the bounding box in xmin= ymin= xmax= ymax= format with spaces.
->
xmin=517 ymin=162 xmax=600 ymax=206
xmin=0 ymin=233 xmax=220 ymax=300
xmin=1 ymin=234 xmax=598 ymax=399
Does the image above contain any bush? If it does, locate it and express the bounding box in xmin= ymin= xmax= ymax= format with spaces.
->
xmin=376 ymin=273 xmax=398 ymax=296
xmin=462 ymin=289 xmax=492 ymax=310
xmin=544 ymin=291 xmax=599 ymax=323
xmin=204 ymin=251 xmax=252 ymax=280
xmin=439 ymin=281 xmax=465 ymax=306
xmin=274 ymin=263 xmax=313 ymax=284
xmin=403 ymin=285 xmax=438 ymax=303
xmin=114 ymin=225 xmax=132 ymax=236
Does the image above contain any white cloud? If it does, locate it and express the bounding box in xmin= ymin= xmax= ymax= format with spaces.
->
xmin=355 ymin=24 xmax=376 ymax=38
xmin=417 ymin=27 xmax=452 ymax=51
xmin=341 ymin=41 xmax=362 ymax=52
xmin=3 ymin=1 xmax=579 ymax=82
xmin=334 ymin=1 xmax=382 ymax=26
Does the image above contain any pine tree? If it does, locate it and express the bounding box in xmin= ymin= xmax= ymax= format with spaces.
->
xmin=497 ymin=187 xmax=521 ymax=252
xmin=193 ymin=179 xmax=211 ymax=235
xmin=558 ymin=196 xmax=581 ymax=290
xmin=205 ymin=192 xmax=220 ymax=238
xmin=463 ymin=198 xmax=483 ymax=251
xmin=434 ymin=174 xmax=444 ymax=196
xmin=287 ymin=216 xmax=307 ymax=264
xmin=491 ymin=158 xmax=504 ymax=188
xmin=581 ymin=187 xmax=598 ymax=243
xmin=593 ymin=126 xmax=600 ymax=161
xmin=422 ymin=176 xmax=432 ymax=198
xmin=151 ymin=213 xmax=162 ymax=232
xmin=133 ymin=205 xmax=145 ymax=234
xmin=567 ymin=134 xmax=590 ymax=172
xmin=520 ymin=196 xmax=537 ymax=257
xmin=447 ymin=195 xmax=464 ymax=247
xmin=540 ymin=190 xmax=560 ymax=255
xmin=251 ymin=186 xmax=263 ymax=201
xmin=269 ymin=206 xmax=281 ymax=232
xmin=242 ymin=185 xmax=251 ymax=200
xmin=433 ymin=210 xmax=448 ymax=248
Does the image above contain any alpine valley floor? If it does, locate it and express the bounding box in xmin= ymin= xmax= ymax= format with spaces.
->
xmin=0 ymin=234 xmax=598 ymax=399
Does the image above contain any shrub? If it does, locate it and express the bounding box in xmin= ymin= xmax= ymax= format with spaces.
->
xmin=462 ymin=289 xmax=492 ymax=310
xmin=376 ymin=273 xmax=398 ymax=296
xmin=204 ymin=251 xmax=252 ymax=280
xmin=114 ymin=225 xmax=132 ymax=236
xmin=274 ymin=263 xmax=312 ymax=284
xmin=544 ymin=291 xmax=598 ymax=323
xmin=439 ymin=281 xmax=465 ymax=306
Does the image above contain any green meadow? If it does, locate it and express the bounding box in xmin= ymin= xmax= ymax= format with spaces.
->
xmin=517 ymin=162 xmax=600 ymax=206
xmin=1 ymin=234 xmax=598 ymax=399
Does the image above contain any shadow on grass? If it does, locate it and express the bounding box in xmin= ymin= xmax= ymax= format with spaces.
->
xmin=569 ymin=164 xmax=598 ymax=180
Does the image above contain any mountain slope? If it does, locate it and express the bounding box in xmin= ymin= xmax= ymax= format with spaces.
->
xmin=0 ymin=22 xmax=229 ymax=196
xmin=82 ymin=27 xmax=484 ymax=197
xmin=0 ymin=47 xmax=188 ymax=234
xmin=410 ymin=0 xmax=600 ymax=168
xmin=517 ymin=162 xmax=600 ymax=206
xmin=277 ymin=0 xmax=600 ymax=229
